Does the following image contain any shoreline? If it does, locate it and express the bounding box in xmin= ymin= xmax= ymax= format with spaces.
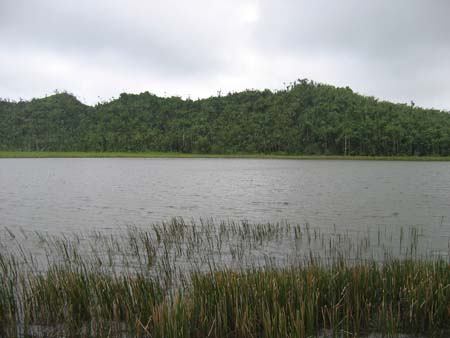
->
xmin=1 ymin=221 xmax=449 ymax=337
xmin=1 ymin=151 xmax=450 ymax=161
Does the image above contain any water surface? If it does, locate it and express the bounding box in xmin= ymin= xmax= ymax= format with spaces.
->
xmin=0 ymin=158 xmax=449 ymax=237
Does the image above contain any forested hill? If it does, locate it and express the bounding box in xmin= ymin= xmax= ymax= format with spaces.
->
xmin=1 ymin=80 xmax=449 ymax=156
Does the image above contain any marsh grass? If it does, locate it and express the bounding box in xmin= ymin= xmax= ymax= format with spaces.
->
xmin=1 ymin=219 xmax=449 ymax=337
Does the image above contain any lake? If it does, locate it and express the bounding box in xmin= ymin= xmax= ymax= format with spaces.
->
xmin=1 ymin=158 xmax=449 ymax=241
xmin=2 ymin=158 xmax=450 ymax=338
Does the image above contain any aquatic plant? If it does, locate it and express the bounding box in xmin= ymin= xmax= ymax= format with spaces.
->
xmin=0 ymin=219 xmax=449 ymax=337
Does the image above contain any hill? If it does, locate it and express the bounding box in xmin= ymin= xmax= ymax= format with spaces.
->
xmin=1 ymin=80 xmax=449 ymax=156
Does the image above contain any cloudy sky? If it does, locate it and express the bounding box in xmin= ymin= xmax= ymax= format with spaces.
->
xmin=1 ymin=0 xmax=449 ymax=110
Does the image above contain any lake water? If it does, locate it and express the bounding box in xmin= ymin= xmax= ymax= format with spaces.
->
xmin=2 ymin=158 xmax=450 ymax=338
xmin=1 ymin=158 xmax=449 ymax=241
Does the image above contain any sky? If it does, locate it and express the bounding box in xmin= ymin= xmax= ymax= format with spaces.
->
xmin=1 ymin=0 xmax=450 ymax=110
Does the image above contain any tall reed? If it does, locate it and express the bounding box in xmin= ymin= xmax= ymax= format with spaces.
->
xmin=0 ymin=218 xmax=449 ymax=337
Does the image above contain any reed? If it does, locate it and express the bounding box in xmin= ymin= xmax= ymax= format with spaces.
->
xmin=0 ymin=219 xmax=449 ymax=337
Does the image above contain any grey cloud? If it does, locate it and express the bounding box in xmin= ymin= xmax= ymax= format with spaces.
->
xmin=1 ymin=0 xmax=450 ymax=109
xmin=1 ymin=0 xmax=236 ymax=76
xmin=256 ymin=1 xmax=450 ymax=56
xmin=252 ymin=0 xmax=450 ymax=109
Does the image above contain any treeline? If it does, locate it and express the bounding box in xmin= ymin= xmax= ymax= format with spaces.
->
xmin=1 ymin=79 xmax=450 ymax=156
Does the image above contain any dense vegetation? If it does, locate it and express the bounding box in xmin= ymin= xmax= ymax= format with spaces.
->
xmin=1 ymin=220 xmax=450 ymax=337
xmin=1 ymin=79 xmax=450 ymax=156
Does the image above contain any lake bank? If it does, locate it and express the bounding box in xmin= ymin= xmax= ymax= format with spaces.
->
xmin=1 ymin=220 xmax=449 ymax=338
xmin=1 ymin=151 xmax=450 ymax=161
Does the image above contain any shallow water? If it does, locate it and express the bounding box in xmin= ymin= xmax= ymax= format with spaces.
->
xmin=0 ymin=158 xmax=449 ymax=239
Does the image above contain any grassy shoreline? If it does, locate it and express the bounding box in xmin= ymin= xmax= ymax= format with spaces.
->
xmin=1 ymin=151 xmax=450 ymax=161
xmin=1 ymin=219 xmax=450 ymax=337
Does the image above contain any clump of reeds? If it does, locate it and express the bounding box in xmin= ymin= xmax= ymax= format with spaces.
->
xmin=186 ymin=259 xmax=450 ymax=337
xmin=0 ymin=252 xmax=18 ymax=337
xmin=0 ymin=218 xmax=449 ymax=337
xmin=22 ymin=268 xmax=164 ymax=337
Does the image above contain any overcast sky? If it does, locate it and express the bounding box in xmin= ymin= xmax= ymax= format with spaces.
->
xmin=1 ymin=0 xmax=449 ymax=110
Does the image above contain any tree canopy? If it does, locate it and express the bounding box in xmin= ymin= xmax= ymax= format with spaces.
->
xmin=1 ymin=80 xmax=449 ymax=156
